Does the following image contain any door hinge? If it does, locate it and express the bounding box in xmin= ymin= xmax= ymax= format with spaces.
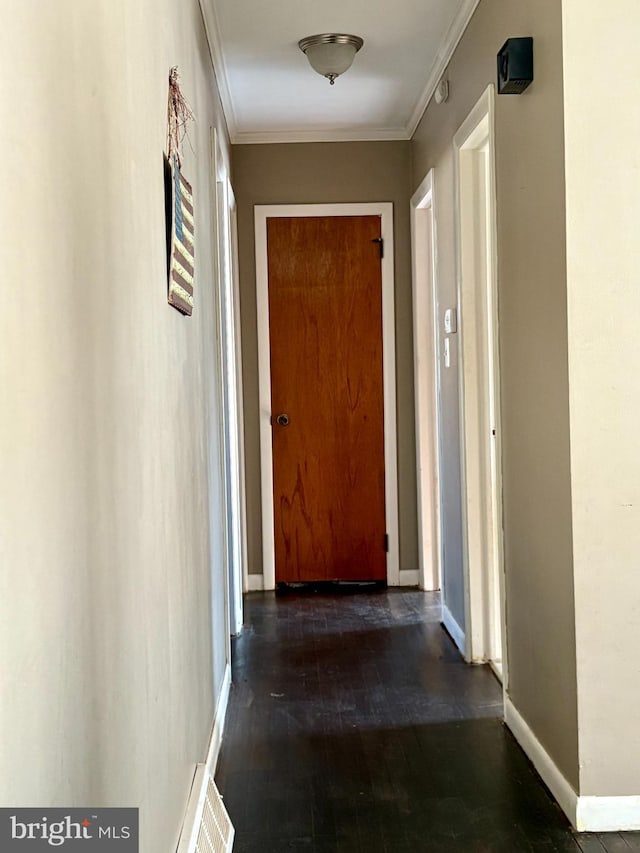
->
xmin=384 ymin=533 xmax=389 ymax=553
xmin=372 ymin=237 xmax=384 ymax=259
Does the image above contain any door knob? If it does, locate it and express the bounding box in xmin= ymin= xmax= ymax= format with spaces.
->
xmin=276 ymin=413 xmax=289 ymax=427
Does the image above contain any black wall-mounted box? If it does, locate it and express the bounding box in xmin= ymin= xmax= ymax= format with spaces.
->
xmin=497 ymin=37 xmax=533 ymax=94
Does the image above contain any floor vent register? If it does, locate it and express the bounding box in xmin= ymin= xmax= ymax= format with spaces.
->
xmin=177 ymin=764 xmax=235 ymax=853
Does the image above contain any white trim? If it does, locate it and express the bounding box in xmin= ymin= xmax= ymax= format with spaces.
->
xmin=212 ymin=131 xmax=244 ymax=639
xmin=246 ymin=574 xmax=264 ymax=593
xmin=177 ymin=667 xmax=233 ymax=852
xmin=255 ymin=208 xmax=275 ymax=592
xmin=455 ymin=88 xmax=486 ymax=663
xmin=177 ymin=763 xmax=235 ymax=853
xmin=505 ymin=697 xmax=578 ymax=827
xmin=453 ymin=85 xmax=495 ymax=151
xmin=205 ymin=663 xmax=232 ymax=773
xmin=254 ymin=203 xmax=399 ymax=590
xmin=489 ymin=659 xmax=503 ymax=683
xmin=507 ymin=696 xmax=640 ymax=831
xmin=576 ymin=798 xmax=640 ymax=833
xmin=453 ymin=85 xmax=507 ymax=684
xmin=441 ymin=604 xmax=466 ymax=657
xmin=410 ymin=169 xmax=443 ymax=592
xmin=210 ymin=128 xmax=233 ymax=669
xmin=229 ymin=190 xmax=250 ymax=606
xmin=198 ymin=0 xmax=480 ymax=144
xmin=399 ymin=569 xmax=420 ymax=587
xmin=197 ymin=0 xmax=238 ymax=141
xmin=177 ymin=765 xmax=207 ymax=853
xmin=405 ymin=0 xmax=482 ymax=138
xmin=232 ymin=127 xmax=411 ymax=145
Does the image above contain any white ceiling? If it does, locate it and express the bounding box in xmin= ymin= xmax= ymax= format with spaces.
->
xmin=201 ymin=0 xmax=481 ymax=143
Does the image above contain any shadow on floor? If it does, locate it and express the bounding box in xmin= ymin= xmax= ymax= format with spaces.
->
xmin=215 ymin=590 xmax=640 ymax=853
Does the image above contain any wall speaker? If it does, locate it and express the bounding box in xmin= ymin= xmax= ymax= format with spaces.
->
xmin=497 ymin=37 xmax=533 ymax=95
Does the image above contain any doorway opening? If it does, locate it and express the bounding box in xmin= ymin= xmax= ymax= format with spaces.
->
xmin=410 ymin=169 xmax=442 ymax=593
xmin=254 ymin=203 xmax=400 ymax=590
xmin=454 ymin=85 xmax=506 ymax=679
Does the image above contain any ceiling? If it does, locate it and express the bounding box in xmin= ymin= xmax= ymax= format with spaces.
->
xmin=201 ymin=0 xmax=480 ymax=144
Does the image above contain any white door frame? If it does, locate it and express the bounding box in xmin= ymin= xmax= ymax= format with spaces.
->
xmin=410 ymin=170 xmax=443 ymax=592
xmin=212 ymin=128 xmax=245 ymax=636
xmin=230 ymin=195 xmax=250 ymax=604
xmin=453 ymin=85 xmax=507 ymax=681
xmin=254 ymin=202 xmax=400 ymax=590
xmin=210 ymin=127 xmax=232 ymax=666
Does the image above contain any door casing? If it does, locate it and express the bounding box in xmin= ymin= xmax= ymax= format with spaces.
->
xmin=410 ymin=169 xmax=443 ymax=593
xmin=211 ymin=128 xmax=246 ymax=638
xmin=454 ymin=85 xmax=508 ymax=682
xmin=254 ymin=203 xmax=400 ymax=590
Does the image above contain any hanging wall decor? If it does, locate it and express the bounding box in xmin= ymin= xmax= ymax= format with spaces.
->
xmin=165 ymin=67 xmax=195 ymax=315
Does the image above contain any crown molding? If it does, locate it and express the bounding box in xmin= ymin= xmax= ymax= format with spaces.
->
xmin=200 ymin=0 xmax=481 ymax=146
xmin=198 ymin=0 xmax=238 ymax=138
xmin=231 ymin=127 xmax=411 ymax=145
xmin=405 ymin=0 xmax=482 ymax=137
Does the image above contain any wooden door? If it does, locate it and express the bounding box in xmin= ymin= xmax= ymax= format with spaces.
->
xmin=267 ymin=215 xmax=386 ymax=583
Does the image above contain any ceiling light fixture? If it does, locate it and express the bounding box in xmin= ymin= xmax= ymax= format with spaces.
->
xmin=298 ymin=33 xmax=364 ymax=85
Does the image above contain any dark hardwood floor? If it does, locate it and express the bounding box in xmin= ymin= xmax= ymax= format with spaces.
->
xmin=215 ymin=589 xmax=640 ymax=852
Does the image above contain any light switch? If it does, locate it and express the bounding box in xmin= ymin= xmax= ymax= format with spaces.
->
xmin=444 ymin=308 xmax=457 ymax=334
xmin=444 ymin=337 xmax=451 ymax=368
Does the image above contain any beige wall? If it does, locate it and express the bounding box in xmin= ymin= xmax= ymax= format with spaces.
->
xmin=0 ymin=1 xmax=230 ymax=850
xmin=231 ymin=141 xmax=417 ymax=577
xmin=563 ymin=0 xmax=640 ymax=797
xmin=412 ymin=0 xmax=579 ymax=787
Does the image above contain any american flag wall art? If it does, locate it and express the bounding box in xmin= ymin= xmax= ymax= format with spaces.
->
xmin=167 ymin=154 xmax=195 ymax=315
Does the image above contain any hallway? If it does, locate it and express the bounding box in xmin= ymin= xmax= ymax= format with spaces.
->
xmin=215 ymin=590 xmax=639 ymax=852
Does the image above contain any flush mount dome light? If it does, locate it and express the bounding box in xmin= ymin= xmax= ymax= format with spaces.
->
xmin=298 ymin=33 xmax=364 ymax=85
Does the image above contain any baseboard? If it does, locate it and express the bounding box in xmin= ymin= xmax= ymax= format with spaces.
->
xmin=505 ymin=696 xmax=640 ymax=831
xmin=205 ymin=663 xmax=232 ymax=773
xmin=576 ymin=797 xmax=640 ymax=832
xmin=399 ymin=569 xmax=420 ymax=587
xmin=246 ymin=574 xmax=264 ymax=592
xmin=489 ymin=659 xmax=504 ymax=684
xmin=441 ymin=604 xmax=465 ymax=657
xmin=504 ymin=696 xmax=577 ymax=827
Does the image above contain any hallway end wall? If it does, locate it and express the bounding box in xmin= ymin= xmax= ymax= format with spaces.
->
xmin=231 ymin=141 xmax=417 ymax=581
xmin=1 ymin=1 xmax=230 ymax=850
xmin=411 ymin=0 xmax=578 ymax=788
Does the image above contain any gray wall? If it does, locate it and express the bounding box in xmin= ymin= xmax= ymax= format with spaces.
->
xmin=231 ymin=141 xmax=417 ymax=577
xmin=1 ymin=2 xmax=230 ymax=849
xmin=411 ymin=0 xmax=579 ymax=788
